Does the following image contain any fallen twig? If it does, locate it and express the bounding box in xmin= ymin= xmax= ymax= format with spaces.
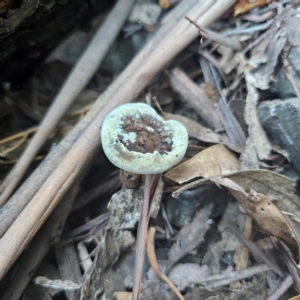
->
xmin=146 ymin=227 xmax=184 ymax=300
xmin=185 ymin=16 xmax=242 ymax=51
xmin=267 ymin=275 xmax=293 ymax=300
xmin=205 ymin=264 xmax=271 ymax=289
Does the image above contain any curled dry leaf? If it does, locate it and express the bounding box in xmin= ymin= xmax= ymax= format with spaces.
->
xmin=167 ymin=143 xmax=299 ymax=251
xmin=224 ymin=169 xmax=300 ymax=219
xmin=164 ymin=144 xmax=240 ymax=184
xmin=211 ymin=176 xmax=298 ymax=252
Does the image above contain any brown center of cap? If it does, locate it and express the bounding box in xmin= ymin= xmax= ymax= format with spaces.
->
xmin=119 ymin=115 xmax=173 ymax=155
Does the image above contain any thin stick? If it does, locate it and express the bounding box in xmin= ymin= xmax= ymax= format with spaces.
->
xmin=185 ymin=16 xmax=242 ymax=50
xmin=146 ymin=227 xmax=184 ymax=300
xmin=0 ymin=0 xmax=136 ymax=207
xmin=205 ymin=264 xmax=271 ymax=289
xmin=0 ymin=0 xmax=236 ymax=279
xmin=267 ymin=275 xmax=293 ymax=300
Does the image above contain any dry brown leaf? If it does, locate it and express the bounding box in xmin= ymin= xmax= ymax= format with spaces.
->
xmin=234 ymin=0 xmax=271 ymax=16
xmin=173 ymin=168 xmax=300 ymax=246
xmin=224 ymin=169 xmax=300 ymax=213
xmin=165 ymin=144 xmax=240 ymax=184
xmin=166 ymin=113 xmax=242 ymax=152
xmin=211 ymin=176 xmax=298 ymax=252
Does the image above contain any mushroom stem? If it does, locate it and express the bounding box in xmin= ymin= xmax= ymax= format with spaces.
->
xmin=132 ymin=174 xmax=154 ymax=300
xmin=119 ymin=170 xmax=141 ymax=189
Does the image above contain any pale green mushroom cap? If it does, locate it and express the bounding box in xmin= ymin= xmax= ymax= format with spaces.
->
xmin=101 ymin=103 xmax=188 ymax=174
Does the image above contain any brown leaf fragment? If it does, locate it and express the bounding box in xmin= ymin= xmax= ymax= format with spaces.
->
xmin=165 ymin=144 xmax=240 ymax=184
xmin=212 ymin=176 xmax=298 ymax=252
xmin=166 ymin=113 xmax=242 ymax=153
xmin=234 ymin=0 xmax=271 ymax=17
xmin=146 ymin=227 xmax=184 ymax=300
xmin=224 ymin=169 xmax=300 ymax=215
xmin=166 ymin=204 xmax=212 ymax=274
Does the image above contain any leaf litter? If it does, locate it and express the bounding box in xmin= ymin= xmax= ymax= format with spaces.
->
xmin=1 ymin=1 xmax=300 ymax=300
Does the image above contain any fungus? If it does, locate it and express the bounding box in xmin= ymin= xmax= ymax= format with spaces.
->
xmin=101 ymin=102 xmax=188 ymax=300
xmin=101 ymin=103 xmax=188 ymax=174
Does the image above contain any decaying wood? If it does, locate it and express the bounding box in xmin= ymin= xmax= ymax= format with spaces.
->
xmin=0 ymin=0 xmax=236 ymax=280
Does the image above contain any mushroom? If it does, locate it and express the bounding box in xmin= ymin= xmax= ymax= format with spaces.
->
xmin=101 ymin=102 xmax=188 ymax=300
xmin=101 ymin=102 xmax=188 ymax=174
